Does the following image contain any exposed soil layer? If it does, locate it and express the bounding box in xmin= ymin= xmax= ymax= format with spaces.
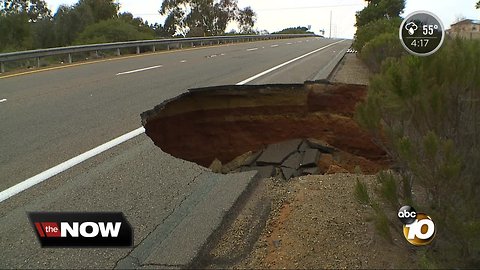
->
xmin=141 ymin=82 xmax=387 ymax=170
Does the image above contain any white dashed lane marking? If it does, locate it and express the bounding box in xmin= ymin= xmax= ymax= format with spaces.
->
xmin=246 ymin=48 xmax=258 ymax=51
xmin=0 ymin=99 xmax=6 ymax=103
xmin=116 ymin=65 xmax=162 ymax=76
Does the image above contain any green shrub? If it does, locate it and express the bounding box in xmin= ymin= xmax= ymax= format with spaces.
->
xmin=353 ymin=17 xmax=401 ymax=52
xmin=359 ymin=32 xmax=405 ymax=73
xmin=354 ymin=179 xmax=370 ymax=205
xmin=74 ymin=19 xmax=155 ymax=45
xmin=356 ymin=39 xmax=480 ymax=267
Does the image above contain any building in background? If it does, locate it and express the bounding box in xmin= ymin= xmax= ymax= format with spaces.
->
xmin=447 ymin=19 xmax=480 ymax=39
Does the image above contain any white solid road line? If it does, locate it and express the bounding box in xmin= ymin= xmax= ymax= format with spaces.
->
xmin=0 ymin=39 xmax=345 ymax=203
xmin=236 ymin=39 xmax=345 ymax=85
xmin=0 ymin=99 xmax=6 ymax=103
xmin=0 ymin=127 xmax=145 ymax=203
xmin=270 ymin=44 xmax=279 ymax=48
xmin=116 ymin=65 xmax=162 ymax=76
xmin=246 ymin=48 xmax=258 ymax=51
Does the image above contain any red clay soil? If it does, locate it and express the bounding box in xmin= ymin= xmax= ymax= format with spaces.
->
xmin=141 ymin=82 xmax=388 ymax=171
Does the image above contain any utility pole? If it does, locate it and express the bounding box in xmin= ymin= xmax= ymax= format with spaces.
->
xmin=329 ymin=10 xmax=332 ymax=39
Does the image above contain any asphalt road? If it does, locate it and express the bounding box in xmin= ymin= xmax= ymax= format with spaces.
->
xmin=0 ymin=37 xmax=351 ymax=268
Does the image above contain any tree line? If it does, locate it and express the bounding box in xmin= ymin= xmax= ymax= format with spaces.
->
xmin=0 ymin=0 xmax=256 ymax=52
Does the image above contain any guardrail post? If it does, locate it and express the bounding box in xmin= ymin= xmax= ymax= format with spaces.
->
xmin=36 ymin=57 xmax=40 ymax=68
xmin=67 ymin=53 xmax=72 ymax=64
xmin=167 ymin=44 xmax=170 ymax=50
xmin=136 ymin=46 xmax=140 ymax=54
xmin=191 ymin=42 xmax=194 ymax=47
xmin=152 ymin=45 xmax=156 ymax=52
xmin=180 ymin=43 xmax=183 ymax=49
xmin=217 ymin=40 xmax=220 ymax=45
xmin=95 ymin=50 xmax=99 ymax=58
xmin=0 ymin=62 xmax=4 ymax=73
xmin=116 ymin=48 xmax=121 ymax=56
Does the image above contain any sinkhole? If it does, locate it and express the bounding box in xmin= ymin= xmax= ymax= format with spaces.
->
xmin=141 ymin=82 xmax=389 ymax=179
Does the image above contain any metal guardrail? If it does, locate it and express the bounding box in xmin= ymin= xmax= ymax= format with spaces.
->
xmin=0 ymin=34 xmax=317 ymax=73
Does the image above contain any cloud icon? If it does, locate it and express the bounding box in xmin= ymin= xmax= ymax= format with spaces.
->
xmin=405 ymin=22 xmax=418 ymax=35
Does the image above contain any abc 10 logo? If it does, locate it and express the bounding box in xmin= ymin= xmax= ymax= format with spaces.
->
xmin=398 ymin=205 xmax=436 ymax=246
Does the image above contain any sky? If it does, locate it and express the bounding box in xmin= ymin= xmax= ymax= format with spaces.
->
xmin=43 ymin=0 xmax=480 ymax=38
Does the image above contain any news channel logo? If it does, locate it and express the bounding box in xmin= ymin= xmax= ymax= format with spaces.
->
xmin=397 ymin=205 xmax=436 ymax=246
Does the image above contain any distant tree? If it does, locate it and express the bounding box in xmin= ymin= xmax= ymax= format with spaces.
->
xmin=0 ymin=12 xmax=30 ymax=51
xmin=237 ymin=6 xmax=255 ymax=33
xmin=74 ymin=19 xmax=155 ymax=44
xmin=0 ymin=0 xmax=51 ymax=21
xmin=31 ymin=17 xmax=56 ymax=48
xmin=353 ymin=17 xmax=401 ymax=51
xmin=52 ymin=0 xmax=119 ymax=46
xmin=273 ymin=26 xmax=314 ymax=35
xmin=75 ymin=0 xmax=118 ymax=23
xmin=119 ymin=12 xmax=155 ymax=36
xmin=0 ymin=0 xmax=51 ymax=51
xmin=151 ymin=22 xmax=168 ymax=37
xmin=53 ymin=5 xmax=85 ymax=46
xmin=355 ymin=0 xmax=405 ymax=27
xmin=160 ymin=0 xmax=256 ymax=37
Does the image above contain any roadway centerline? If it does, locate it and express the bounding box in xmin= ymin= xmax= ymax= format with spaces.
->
xmin=116 ymin=65 xmax=163 ymax=76
xmin=0 ymin=39 xmax=345 ymax=203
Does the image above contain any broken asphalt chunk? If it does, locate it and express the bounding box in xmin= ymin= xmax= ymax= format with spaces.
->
xmin=300 ymin=149 xmax=320 ymax=167
xmin=256 ymin=139 xmax=303 ymax=165
xmin=307 ymin=138 xmax=336 ymax=153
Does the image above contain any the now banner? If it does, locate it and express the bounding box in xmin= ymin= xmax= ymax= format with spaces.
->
xmin=28 ymin=212 xmax=133 ymax=247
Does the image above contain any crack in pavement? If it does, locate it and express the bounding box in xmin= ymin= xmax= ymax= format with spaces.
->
xmin=114 ymin=170 xmax=206 ymax=269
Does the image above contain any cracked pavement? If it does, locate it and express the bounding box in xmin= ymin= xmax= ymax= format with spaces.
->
xmin=0 ymin=134 xmax=257 ymax=268
xmin=0 ymin=38 xmax=350 ymax=268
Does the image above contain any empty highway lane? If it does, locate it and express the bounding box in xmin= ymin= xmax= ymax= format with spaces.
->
xmin=0 ymin=37 xmax=349 ymax=191
xmin=0 ymin=37 xmax=350 ymax=268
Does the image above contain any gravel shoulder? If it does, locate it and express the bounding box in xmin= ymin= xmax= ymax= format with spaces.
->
xmin=331 ymin=53 xmax=371 ymax=85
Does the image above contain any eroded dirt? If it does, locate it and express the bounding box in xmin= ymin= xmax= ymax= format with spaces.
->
xmin=218 ymin=174 xmax=417 ymax=269
xmin=141 ymin=82 xmax=387 ymax=170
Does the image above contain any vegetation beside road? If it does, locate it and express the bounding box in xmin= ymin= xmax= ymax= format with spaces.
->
xmin=272 ymin=26 xmax=314 ymax=35
xmin=0 ymin=0 xmax=257 ymax=53
xmin=354 ymin=0 xmax=480 ymax=268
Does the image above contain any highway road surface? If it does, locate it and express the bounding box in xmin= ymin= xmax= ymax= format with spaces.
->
xmin=0 ymin=37 xmax=351 ymax=268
